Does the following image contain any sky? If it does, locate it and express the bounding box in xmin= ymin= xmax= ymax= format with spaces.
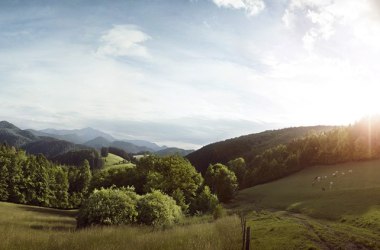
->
xmin=1 ymin=0 xmax=380 ymax=149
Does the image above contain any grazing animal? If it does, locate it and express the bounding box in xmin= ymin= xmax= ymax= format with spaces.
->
xmin=348 ymin=169 xmax=353 ymax=173
xmin=342 ymin=172 xmax=345 ymax=176
xmin=329 ymin=181 xmax=334 ymax=190
xmin=332 ymin=173 xmax=337 ymax=177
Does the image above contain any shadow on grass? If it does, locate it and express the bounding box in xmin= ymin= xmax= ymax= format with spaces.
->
xmin=30 ymin=224 xmax=75 ymax=231
xmin=19 ymin=205 xmax=78 ymax=218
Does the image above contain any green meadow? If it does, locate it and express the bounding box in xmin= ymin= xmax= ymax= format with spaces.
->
xmin=2 ymin=158 xmax=380 ymax=249
xmin=103 ymin=153 xmax=134 ymax=169
xmin=229 ymin=160 xmax=380 ymax=249
xmin=0 ymin=202 xmax=240 ymax=250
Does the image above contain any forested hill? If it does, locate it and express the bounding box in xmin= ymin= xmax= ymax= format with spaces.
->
xmin=186 ymin=126 xmax=335 ymax=174
xmin=0 ymin=121 xmax=39 ymax=147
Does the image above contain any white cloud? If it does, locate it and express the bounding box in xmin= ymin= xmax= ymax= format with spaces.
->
xmin=96 ymin=25 xmax=151 ymax=58
xmin=212 ymin=0 xmax=265 ymax=16
xmin=283 ymin=0 xmax=380 ymax=52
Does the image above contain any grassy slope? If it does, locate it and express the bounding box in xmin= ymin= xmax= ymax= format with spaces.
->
xmin=0 ymin=202 xmax=241 ymax=250
xmin=103 ymin=153 xmax=134 ymax=169
xmin=228 ymin=160 xmax=380 ymax=249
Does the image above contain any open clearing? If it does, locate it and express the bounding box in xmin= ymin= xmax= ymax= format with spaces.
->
xmin=228 ymin=160 xmax=380 ymax=249
xmin=103 ymin=153 xmax=134 ymax=169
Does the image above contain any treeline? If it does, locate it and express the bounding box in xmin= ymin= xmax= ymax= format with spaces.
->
xmin=186 ymin=126 xmax=334 ymax=174
xmin=52 ymin=149 xmax=104 ymax=170
xmin=228 ymin=117 xmax=380 ymax=188
xmin=90 ymin=155 xmax=220 ymax=215
xmin=100 ymin=146 xmax=136 ymax=163
xmin=0 ymin=145 xmax=91 ymax=208
xmin=0 ymin=145 xmax=228 ymax=218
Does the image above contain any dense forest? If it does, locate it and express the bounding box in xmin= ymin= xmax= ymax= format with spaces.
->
xmin=226 ymin=117 xmax=380 ymax=189
xmin=186 ymin=125 xmax=335 ymax=174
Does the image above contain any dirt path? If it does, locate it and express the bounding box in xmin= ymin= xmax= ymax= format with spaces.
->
xmin=282 ymin=211 xmax=372 ymax=250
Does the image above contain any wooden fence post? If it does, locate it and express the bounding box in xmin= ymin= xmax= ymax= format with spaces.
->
xmin=242 ymin=220 xmax=246 ymax=250
xmin=245 ymin=226 xmax=251 ymax=250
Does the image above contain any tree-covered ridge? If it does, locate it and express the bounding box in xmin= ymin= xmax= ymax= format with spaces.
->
xmin=186 ymin=125 xmax=335 ymax=174
xmin=234 ymin=117 xmax=380 ymax=188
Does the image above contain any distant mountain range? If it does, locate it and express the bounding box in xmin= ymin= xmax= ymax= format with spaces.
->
xmin=0 ymin=121 xmax=192 ymax=158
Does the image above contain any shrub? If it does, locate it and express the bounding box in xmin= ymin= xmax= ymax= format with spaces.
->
xmin=213 ymin=204 xmax=226 ymax=220
xmin=77 ymin=187 xmax=138 ymax=228
xmin=189 ymin=185 xmax=218 ymax=215
xmin=205 ymin=163 xmax=238 ymax=202
xmin=137 ymin=190 xmax=182 ymax=227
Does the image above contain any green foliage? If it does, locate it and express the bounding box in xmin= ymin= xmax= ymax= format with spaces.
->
xmin=227 ymin=157 xmax=247 ymax=188
xmin=137 ymin=190 xmax=182 ymax=226
xmin=171 ymin=188 xmax=189 ymax=214
xmin=100 ymin=147 xmax=109 ymax=157
xmin=139 ymin=155 xmax=203 ymax=205
xmin=212 ymin=204 xmax=226 ymax=220
xmin=52 ymin=149 xmax=104 ymax=170
xmin=0 ymin=144 xmax=70 ymax=208
xmin=90 ymin=165 xmax=137 ymax=192
xmin=67 ymin=160 xmax=92 ymax=208
xmin=205 ymin=163 xmax=238 ymax=202
xmin=0 ymin=153 xmax=9 ymax=200
xmin=189 ymin=185 xmax=218 ymax=215
xmin=187 ymin=125 xmax=334 ymax=174
xmin=245 ymin=117 xmax=380 ymax=187
xmin=77 ymin=187 xmax=138 ymax=228
xmin=108 ymin=147 xmax=132 ymax=161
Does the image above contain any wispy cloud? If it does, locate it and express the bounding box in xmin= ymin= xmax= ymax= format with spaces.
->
xmin=212 ymin=0 xmax=265 ymax=16
xmin=96 ymin=25 xmax=151 ymax=58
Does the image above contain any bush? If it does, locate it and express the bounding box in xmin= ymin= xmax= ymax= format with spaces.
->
xmin=77 ymin=187 xmax=138 ymax=228
xmin=205 ymin=163 xmax=238 ymax=202
xmin=189 ymin=185 xmax=218 ymax=215
xmin=137 ymin=190 xmax=182 ymax=227
xmin=213 ymin=204 xmax=226 ymax=220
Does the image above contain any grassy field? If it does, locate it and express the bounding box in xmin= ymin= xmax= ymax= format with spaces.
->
xmin=103 ymin=153 xmax=134 ymax=169
xmin=0 ymin=202 xmax=241 ymax=250
xmin=228 ymin=159 xmax=380 ymax=249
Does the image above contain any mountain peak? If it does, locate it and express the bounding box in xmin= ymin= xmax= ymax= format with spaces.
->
xmin=0 ymin=121 xmax=19 ymax=130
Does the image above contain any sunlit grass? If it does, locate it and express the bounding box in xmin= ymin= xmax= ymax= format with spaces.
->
xmin=228 ymin=159 xmax=380 ymax=248
xmin=103 ymin=153 xmax=134 ymax=169
xmin=0 ymin=202 xmax=240 ymax=250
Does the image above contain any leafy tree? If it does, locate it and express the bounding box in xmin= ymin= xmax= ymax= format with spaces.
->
xmin=137 ymin=190 xmax=182 ymax=226
xmin=171 ymin=188 xmax=189 ymax=214
xmin=100 ymin=147 xmax=109 ymax=157
xmin=90 ymin=165 xmax=138 ymax=192
xmin=205 ymin=163 xmax=238 ymax=202
xmin=77 ymin=187 xmax=139 ymax=228
xmin=67 ymin=160 xmax=92 ymax=207
xmin=227 ymin=158 xmax=247 ymax=188
xmin=142 ymin=155 xmax=203 ymax=203
xmin=0 ymin=155 xmax=9 ymax=200
xmin=49 ymin=166 xmax=69 ymax=208
xmin=189 ymin=185 xmax=218 ymax=215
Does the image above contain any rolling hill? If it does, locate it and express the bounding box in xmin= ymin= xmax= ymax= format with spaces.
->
xmin=155 ymin=147 xmax=194 ymax=157
xmin=30 ymin=127 xmax=115 ymax=144
xmin=186 ymin=125 xmax=335 ymax=174
xmin=227 ymin=160 xmax=380 ymax=249
xmin=0 ymin=121 xmax=39 ymax=147
xmin=21 ymin=137 xmax=89 ymax=158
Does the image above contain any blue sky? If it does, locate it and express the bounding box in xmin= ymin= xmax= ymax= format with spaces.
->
xmin=1 ymin=0 xmax=380 ymax=149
